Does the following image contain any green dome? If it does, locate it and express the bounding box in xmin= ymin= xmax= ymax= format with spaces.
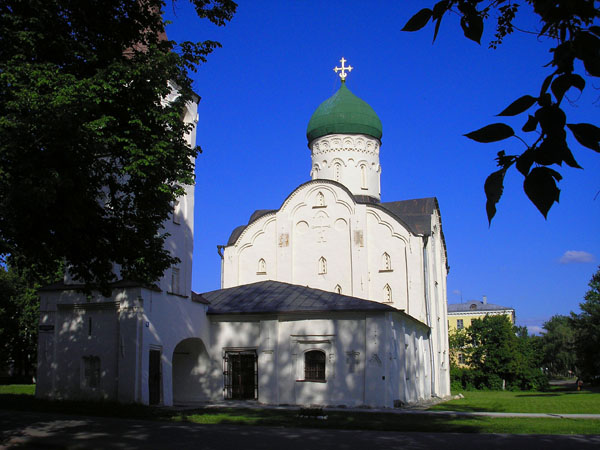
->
xmin=306 ymin=83 xmax=382 ymax=143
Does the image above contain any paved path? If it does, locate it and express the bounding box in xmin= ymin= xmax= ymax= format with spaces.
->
xmin=173 ymin=400 xmax=600 ymax=420
xmin=1 ymin=409 xmax=599 ymax=450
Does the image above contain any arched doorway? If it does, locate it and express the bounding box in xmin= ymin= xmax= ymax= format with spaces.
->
xmin=172 ymin=338 xmax=210 ymax=404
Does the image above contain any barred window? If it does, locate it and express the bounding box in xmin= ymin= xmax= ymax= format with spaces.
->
xmin=304 ymin=350 xmax=326 ymax=381
xmin=457 ymin=319 xmax=464 ymax=330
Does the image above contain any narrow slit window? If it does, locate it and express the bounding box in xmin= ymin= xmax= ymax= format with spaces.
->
xmin=257 ymin=258 xmax=266 ymax=274
xmin=318 ymin=256 xmax=327 ymax=275
xmin=360 ymin=164 xmax=367 ymax=189
xmin=382 ymin=252 xmax=392 ymax=271
xmin=316 ymin=191 xmax=325 ymax=207
xmin=384 ymin=284 xmax=392 ymax=303
xmin=171 ymin=267 xmax=180 ymax=295
xmin=173 ymin=199 xmax=181 ymax=224
xmin=333 ymin=162 xmax=341 ymax=182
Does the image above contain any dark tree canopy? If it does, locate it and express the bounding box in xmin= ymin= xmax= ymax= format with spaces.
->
xmin=570 ymin=265 xmax=600 ymax=380
xmin=0 ymin=1 xmax=237 ymax=293
xmin=0 ymin=259 xmax=63 ymax=381
xmin=451 ymin=315 xmax=546 ymax=390
xmin=540 ymin=314 xmax=577 ymax=377
xmin=403 ymin=1 xmax=600 ymax=223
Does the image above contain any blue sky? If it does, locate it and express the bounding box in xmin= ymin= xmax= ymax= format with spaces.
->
xmin=165 ymin=1 xmax=600 ymax=334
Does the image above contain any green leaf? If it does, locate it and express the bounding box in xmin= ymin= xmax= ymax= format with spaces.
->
xmin=522 ymin=115 xmax=538 ymax=132
xmin=402 ymin=9 xmax=433 ymax=32
xmin=567 ymin=123 xmax=600 ymax=152
xmin=460 ymin=13 xmax=484 ymax=44
xmin=523 ymin=167 xmax=562 ymax=219
xmin=484 ymin=167 xmax=508 ymax=224
xmin=497 ymin=95 xmax=537 ymax=116
xmin=551 ymin=74 xmax=586 ymax=104
xmin=464 ymin=123 xmax=515 ymax=143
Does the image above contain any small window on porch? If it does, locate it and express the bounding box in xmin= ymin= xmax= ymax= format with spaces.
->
xmin=304 ymin=350 xmax=326 ymax=381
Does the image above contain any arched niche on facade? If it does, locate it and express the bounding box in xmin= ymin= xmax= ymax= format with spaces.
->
xmin=172 ymin=338 xmax=211 ymax=403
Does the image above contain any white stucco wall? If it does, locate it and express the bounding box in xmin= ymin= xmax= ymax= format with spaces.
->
xmin=222 ymin=179 xmax=450 ymax=399
xmin=310 ymin=134 xmax=382 ymax=200
xmin=202 ymin=311 xmax=430 ymax=408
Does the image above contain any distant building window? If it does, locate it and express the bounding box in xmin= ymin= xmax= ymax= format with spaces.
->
xmin=458 ymin=353 xmax=465 ymax=364
xmin=334 ymin=284 xmax=342 ymax=294
xmin=88 ymin=317 xmax=92 ymax=337
xmin=82 ymin=356 xmax=101 ymax=389
xmin=257 ymin=258 xmax=266 ymax=274
xmin=171 ymin=267 xmax=181 ymax=295
xmin=304 ymin=350 xmax=326 ymax=381
xmin=470 ymin=303 xmax=477 ymax=310
xmin=457 ymin=319 xmax=464 ymax=330
xmin=318 ymin=257 xmax=327 ymax=275
xmin=384 ymin=284 xmax=392 ymax=303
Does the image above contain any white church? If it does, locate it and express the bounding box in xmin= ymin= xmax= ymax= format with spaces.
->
xmin=36 ymin=59 xmax=451 ymax=407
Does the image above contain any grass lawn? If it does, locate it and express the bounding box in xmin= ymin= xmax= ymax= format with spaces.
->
xmin=1 ymin=385 xmax=599 ymax=435
xmin=430 ymin=385 xmax=600 ymax=414
xmin=0 ymin=384 xmax=35 ymax=395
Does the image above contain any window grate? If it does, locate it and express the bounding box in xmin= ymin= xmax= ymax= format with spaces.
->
xmin=223 ymin=350 xmax=258 ymax=400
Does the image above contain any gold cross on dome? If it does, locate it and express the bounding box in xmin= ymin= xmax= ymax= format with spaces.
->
xmin=333 ymin=57 xmax=353 ymax=82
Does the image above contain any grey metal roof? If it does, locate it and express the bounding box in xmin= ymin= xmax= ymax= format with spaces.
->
xmin=379 ymin=198 xmax=437 ymax=236
xmin=199 ymin=280 xmax=400 ymax=315
xmin=448 ymin=300 xmax=514 ymax=313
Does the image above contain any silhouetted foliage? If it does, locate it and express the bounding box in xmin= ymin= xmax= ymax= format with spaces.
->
xmin=570 ymin=265 xmax=600 ymax=382
xmin=0 ymin=1 xmax=237 ymax=294
xmin=403 ymin=1 xmax=600 ymax=223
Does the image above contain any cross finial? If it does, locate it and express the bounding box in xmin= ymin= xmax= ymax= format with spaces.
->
xmin=333 ymin=57 xmax=353 ymax=82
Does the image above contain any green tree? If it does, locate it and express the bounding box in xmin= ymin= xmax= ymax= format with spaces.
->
xmin=570 ymin=265 xmax=600 ymax=381
xmin=403 ymin=1 xmax=600 ymax=223
xmin=0 ymin=1 xmax=236 ymax=293
xmin=541 ymin=314 xmax=577 ymax=377
xmin=0 ymin=259 xmax=62 ymax=381
xmin=465 ymin=315 xmax=546 ymax=390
